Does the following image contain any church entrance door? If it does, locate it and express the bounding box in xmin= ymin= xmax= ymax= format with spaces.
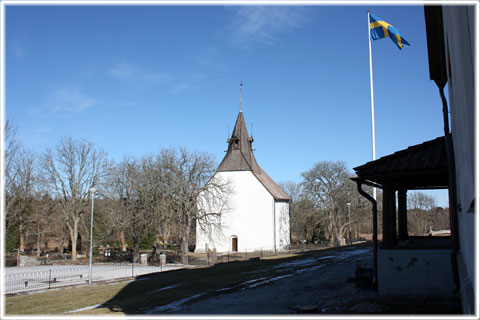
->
xmin=232 ymin=236 xmax=238 ymax=252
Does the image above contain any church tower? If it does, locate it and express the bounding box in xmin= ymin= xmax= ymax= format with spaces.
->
xmin=195 ymin=85 xmax=290 ymax=253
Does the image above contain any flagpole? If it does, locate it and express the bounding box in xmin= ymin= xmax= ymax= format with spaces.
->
xmin=368 ymin=10 xmax=377 ymax=201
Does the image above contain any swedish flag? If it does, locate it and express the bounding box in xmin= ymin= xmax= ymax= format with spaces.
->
xmin=369 ymin=13 xmax=410 ymax=50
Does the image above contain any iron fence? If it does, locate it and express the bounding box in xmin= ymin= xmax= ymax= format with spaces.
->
xmin=4 ymin=263 xmax=184 ymax=295
xmin=5 ymin=242 xmax=336 ymax=294
xmin=187 ymin=242 xmax=331 ymax=266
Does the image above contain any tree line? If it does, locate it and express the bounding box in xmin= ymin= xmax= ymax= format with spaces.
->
xmin=282 ymin=161 xmax=449 ymax=245
xmin=5 ymin=120 xmax=448 ymax=261
xmin=5 ymin=120 xmax=230 ymax=262
xmin=279 ymin=161 xmax=374 ymax=246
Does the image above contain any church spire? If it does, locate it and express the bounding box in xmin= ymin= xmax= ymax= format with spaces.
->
xmin=215 ymin=88 xmax=290 ymax=201
xmin=217 ymin=106 xmax=260 ymax=173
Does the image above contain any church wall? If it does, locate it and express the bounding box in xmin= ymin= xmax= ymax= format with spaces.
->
xmin=196 ymin=171 xmax=275 ymax=253
xmin=275 ymin=201 xmax=290 ymax=251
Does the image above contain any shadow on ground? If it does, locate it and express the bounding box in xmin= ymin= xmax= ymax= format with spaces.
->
xmin=96 ymin=245 xmax=462 ymax=315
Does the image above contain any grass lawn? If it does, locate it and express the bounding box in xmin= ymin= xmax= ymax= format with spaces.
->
xmin=6 ymin=244 xmax=362 ymax=315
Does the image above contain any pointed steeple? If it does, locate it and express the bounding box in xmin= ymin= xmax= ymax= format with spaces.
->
xmin=216 ymin=88 xmax=290 ymax=201
xmin=217 ymin=111 xmax=259 ymax=173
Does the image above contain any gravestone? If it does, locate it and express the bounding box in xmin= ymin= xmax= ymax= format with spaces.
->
xmin=18 ymin=255 xmax=40 ymax=267
xmin=160 ymin=253 xmax=166 ymax=266
xmin=140 ymin=253 xmax=148 ymax=265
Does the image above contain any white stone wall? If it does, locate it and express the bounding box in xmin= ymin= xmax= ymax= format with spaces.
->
xmin=196 ymin=171 xmax=277 ymax=253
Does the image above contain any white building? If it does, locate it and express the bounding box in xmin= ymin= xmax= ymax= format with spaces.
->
xmin=353 ymin=5 xmax=475 ymax=314
xmin=196 ymin=109 xmax=290 ymax=253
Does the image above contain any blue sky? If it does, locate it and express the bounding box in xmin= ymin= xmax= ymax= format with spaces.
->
xmin=5 ymin=3 xmax=448 ymax=206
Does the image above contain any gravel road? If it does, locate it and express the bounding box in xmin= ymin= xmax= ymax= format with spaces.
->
xmin=177 ymin=248 xmax=371 ymax=314
xmin=120 ymin=248 xmax=379 ymax=314
xmin=171 ymin=247 xmax=460 ymax=315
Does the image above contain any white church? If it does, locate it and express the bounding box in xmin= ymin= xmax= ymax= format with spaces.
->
xmin=196 ymin=94 xmax=291 ymax=253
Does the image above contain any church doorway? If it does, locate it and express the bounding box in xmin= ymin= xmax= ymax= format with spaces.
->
xmin=231 ymin=236 xmax=238 ymax=252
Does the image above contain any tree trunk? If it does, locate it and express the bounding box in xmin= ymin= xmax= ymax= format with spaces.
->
xmin=19 ymin=223 xmax=25 ymax=253
xmin=164 ymin=228 xmax=171 ymax=246
xmin=132 ymin=231 xmax=141 ymax=263
xmin=70 ymin=219 xmax=79 ymax=261
xmin=329 ymin=236 xmax=336 ymax=247
xmin=182 ymin=237 xmax=189 ymax=265
xmin=181 ymin=218 xmax=192 ymax=264
xmin=336 ymin=230 xmax=343 ymax=245
xmin=120 ymin=230 xmax=127 ymax=252
xmin=36 ymin=224 xmax=41 ymax=257
xmin=133 ymin=240 xmax=140 ymax=263
xmin=60 ymin=231 xmax=68 ymax=257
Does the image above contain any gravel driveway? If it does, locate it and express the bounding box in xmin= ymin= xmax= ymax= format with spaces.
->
xmin=153 ymin=247 xmax=460 ymax=315
xmin=176 ymin=249 xmax=370 ymax=314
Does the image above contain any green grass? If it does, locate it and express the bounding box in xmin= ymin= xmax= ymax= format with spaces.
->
xmin=6 ymin=244 xmax=360 ymax=315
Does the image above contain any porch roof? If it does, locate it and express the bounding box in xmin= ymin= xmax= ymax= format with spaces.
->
xmin=353 ymin=136 xmax=449 ymax=189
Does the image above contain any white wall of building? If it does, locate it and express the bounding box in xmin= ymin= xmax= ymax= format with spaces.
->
xmin=378 ymin=249 xmax=455 ymax=296
xmin=442 ymin=5 xmax=476 ymax=314
xmin=196 ymin=171 xmax=280 ymax=253
xmin=275 ymin=201 xmax=290 ymax=251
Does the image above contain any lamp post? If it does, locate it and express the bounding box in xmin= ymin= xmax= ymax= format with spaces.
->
xmin=88 ymin=187 xmax=97 ymax=285
xmin=346 ymin=202 xmax=352 ymax=245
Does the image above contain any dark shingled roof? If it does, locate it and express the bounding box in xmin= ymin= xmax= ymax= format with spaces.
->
xmin=217 ymin=111 xmax=290 ymax=201
xmin=353 ymin=136 xmax=449 ymax=189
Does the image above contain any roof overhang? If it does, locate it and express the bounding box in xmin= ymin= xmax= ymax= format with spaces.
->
xmin=353 ymin=136 xmax=449 ymax=190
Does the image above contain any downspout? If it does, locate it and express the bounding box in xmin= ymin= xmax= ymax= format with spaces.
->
xmin=355 ymin=179 xmax=379 ymax=291
xmin=424 ymin=6 xmax=459 ymax=292
xmin=437 ymin=80 xmax=460 ymax=292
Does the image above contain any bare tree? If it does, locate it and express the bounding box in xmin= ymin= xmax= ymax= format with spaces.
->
xmin=28 ymin=193 xmax=61 ymax=256
xmin=294 ymin=198 xmax=322 ymax=242
xmin=103 ymin=148 xmax=230 ymax=262
xmin=160 ymin=148 xmax=231 ymax=261
xmin=5 ymin=119 xmax=22 ymax=215
xmin=279 ymin=181 xmax=319 ymax=242
xmin=105 ymin=154 xmax=167 ymax=262
xmin=6 ymin=148 xmax=37 ymax=253
xmin=41 ymin=137 xmax=110 ymax=261
xmin=301 ymin=161 xmax=358 ymax=246
xmin=407 ymin=191 xmax=437 ymax=211
xmin=279 ymin=181 xmax=302 ymax=203
xmin=104 ymin=156 xmax=137 ymax=252
xmin=407 ymin=191 xmax=442 ymax=235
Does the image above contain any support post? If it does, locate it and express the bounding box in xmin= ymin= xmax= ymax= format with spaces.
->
xmin=382 ymin=184 xmax=391 ymax=248
xmin=398 ymin=188 xmax=408 ymax=240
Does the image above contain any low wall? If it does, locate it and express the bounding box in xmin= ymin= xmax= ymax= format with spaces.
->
xmin=378 ymin=249 xmax=455 ymax=297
